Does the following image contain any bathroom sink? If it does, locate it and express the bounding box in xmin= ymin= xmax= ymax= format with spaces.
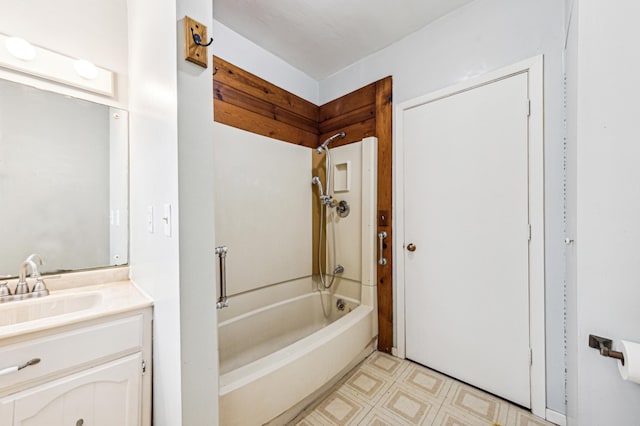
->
xmin=0 ymin=292 xmax=103 ymax=327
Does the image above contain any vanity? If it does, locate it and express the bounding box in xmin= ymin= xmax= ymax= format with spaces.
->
xmin=0 ymin=269 xmax=152 ymax=426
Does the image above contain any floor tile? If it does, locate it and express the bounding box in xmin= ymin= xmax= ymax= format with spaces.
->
xmin=293 ymin=412 xmax=326 ymax=426
xmin=363 ymin=351 xmax=410 ymax=380
xmin=396 ymin=362 xmax=453 ymax=401
xmin=307 ymin=389 xmax=372 ymax=425
xmin=443 ymin=382 xmax=509 ymax=425
xmin=340 ymin=364 xmax=394 ymax=405
xmin=292 ymin=352 xmax=553 ymax=426
xmin=432 ymin=406 xmax=495 ymax=426
xmin=506 ymin=406 xmax=555 ymax=426
xmin=376 ymin=382 xmax=440 ymax=425
xmin=359 ymin=406 xmax=416 ymax=426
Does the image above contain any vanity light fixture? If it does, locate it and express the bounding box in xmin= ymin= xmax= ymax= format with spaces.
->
xmin=4 ymin=37 xmax=36 ymax=61
xmin=73 ymin=59 xmax=98 ymax=80
xmin=0 ymin=33 xmax=114 ymax=97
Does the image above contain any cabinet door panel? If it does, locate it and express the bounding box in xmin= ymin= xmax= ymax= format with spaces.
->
xmin=5 ymin=353 xmax=141 ymax=426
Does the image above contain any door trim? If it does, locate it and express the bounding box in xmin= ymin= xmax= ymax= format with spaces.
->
xmin=394 ymin=55 xmax=546 ymax=417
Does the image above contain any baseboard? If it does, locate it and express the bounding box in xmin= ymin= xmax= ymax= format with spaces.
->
xmin=546 ymin=409 xmax=567 ymax=426
xmin=391 ymin=346 xmax=399 ymax=357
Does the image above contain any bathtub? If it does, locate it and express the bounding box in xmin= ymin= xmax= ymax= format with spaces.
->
xmin=218 ymin=291 xmax=376 ymax=425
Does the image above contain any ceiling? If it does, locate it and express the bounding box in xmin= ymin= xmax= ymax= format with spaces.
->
xmin=213 ymin=0 xmax=476 ymax=80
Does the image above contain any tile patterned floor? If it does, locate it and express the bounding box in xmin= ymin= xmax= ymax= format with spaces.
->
xmin=290 ymin=352 xmax=555 ymax=426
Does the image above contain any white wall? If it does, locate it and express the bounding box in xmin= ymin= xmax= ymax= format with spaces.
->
xmin=213 ymin=123 xmax=312 ymax=295
xmin=212 ymin=20 xmax=319 ymax=104
xmin=130 ymin=0 xmax=221 ymax=424
xmin=0 ymin=0 xmax=128 ymax=106
xmin=176 ymin=3 xmax=219 ymax=425
xmin=564 ymin=0 xmax=578 ymax=422
xmin=319 ymin=0 xmax=566 ymax=413
xmin=127 ymin=0 xmax=182 ymax=425
xmin=566 ymin=1 xmax=640 ymax=424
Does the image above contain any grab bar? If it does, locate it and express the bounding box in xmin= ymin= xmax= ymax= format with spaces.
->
xmin=378 ymin=231 xmax=388 ymax=265
xmin=215 ymin=246 xmax=229 ymax=309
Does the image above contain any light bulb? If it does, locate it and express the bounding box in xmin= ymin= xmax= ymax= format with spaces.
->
xmin=5 ymin=37 xmax=36 ymax=61
xmin=74 ymin=59 xmax=98 ymax=80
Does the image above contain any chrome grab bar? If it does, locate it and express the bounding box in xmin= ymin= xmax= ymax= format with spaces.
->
xmin=378 ymin=231 xmax=388 ymax=265
xmin=215 ymin=246 xmax=229 ymax=309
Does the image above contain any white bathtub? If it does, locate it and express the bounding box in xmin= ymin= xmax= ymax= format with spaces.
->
xmin=218 ymin=291 xmax=376 ymax=425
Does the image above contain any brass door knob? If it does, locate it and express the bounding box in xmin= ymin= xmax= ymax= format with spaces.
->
xmin=407 ymin=243 xmax=416 ymax=252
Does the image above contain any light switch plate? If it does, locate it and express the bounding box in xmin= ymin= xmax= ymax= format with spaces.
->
xmin=147 ymin=206 xmax=154 ymax=233
xmin=184 ymin=16 xmax=209 ymax=68
xmin=163 ymin=204 xmax=172 ymax=237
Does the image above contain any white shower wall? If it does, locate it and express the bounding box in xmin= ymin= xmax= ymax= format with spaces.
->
xmin=213 ymin=123 xmax=312 ymax=296
xmin=326 ymin=142 xmax=363 ymax=283
xmin=324 ymin=138 xmax=378 ymax=310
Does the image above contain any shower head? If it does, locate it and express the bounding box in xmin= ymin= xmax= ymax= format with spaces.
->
xmin=315 ymin=132 xmax=346 ymax=154
xmin=311 ymin=176 xmax=324 ymax=197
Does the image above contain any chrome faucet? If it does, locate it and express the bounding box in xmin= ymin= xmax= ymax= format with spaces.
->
xmin=26 ymin=254 xmax=49 ymax=297
xmin=14 ymin=261 xmax=32 ymax=297
xmin=0 ymin=254 xmax=49 ymax=302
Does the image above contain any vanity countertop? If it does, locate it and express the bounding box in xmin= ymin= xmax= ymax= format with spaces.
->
xmin=0 ymin=280 xmax=153 ymax=341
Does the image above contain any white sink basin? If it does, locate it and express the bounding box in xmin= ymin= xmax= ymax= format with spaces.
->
xmin=0 ymin=292 xmax=103 ymax=327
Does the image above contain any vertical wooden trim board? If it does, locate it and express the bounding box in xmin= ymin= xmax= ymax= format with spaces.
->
xmin=374 ymin=77 xmax=393 ymax=353
xmin=212 ymin=56 xmax=393 ymax=353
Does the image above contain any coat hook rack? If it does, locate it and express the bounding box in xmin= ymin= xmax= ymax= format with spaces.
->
xmin=184 ymin=16 xmax=210 ymax=68
xmin=190 ymin=27 xmax=213 ymax=47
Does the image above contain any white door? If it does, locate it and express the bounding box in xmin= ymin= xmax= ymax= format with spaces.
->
xmin=404 ymin=72 xmax=531 ymax=407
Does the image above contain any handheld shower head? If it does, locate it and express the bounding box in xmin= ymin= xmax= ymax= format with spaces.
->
xmin=311 ymin=176 xmax=324 ymax=197
xmin=315 ymin=132 xmax=346 ymax=154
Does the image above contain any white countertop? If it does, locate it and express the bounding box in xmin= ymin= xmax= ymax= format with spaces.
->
xmin=0 ymin=280 xmax=153 ymax=340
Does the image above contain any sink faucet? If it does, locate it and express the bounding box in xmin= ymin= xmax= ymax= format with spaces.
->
xmin=7 ymin=254 xmax=49 ymax=301
xmin=26 ymin=254 xmax=49 ymax=297
xmin=14 ymin=261 xmax=32 ymax=296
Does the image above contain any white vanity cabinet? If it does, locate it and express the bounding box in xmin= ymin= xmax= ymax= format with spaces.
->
xmin=0 ymin=307 xmax=152 ymax=426
xmin=0 ymin=354 xmax=141 ymax=426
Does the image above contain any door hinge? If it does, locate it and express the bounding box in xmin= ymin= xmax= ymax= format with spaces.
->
xmin=142 ymin=360 xmax=147 ymax=375
xmin=526 ymin=99 xmax=531 ymax=117
xmin=527 ymin=224 xmax=532 ymax=242
xmin=529 ymin=348 xmax=533 ymax=366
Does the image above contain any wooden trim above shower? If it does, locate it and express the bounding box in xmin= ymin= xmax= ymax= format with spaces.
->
xmin=212 ymin=56 xmax=394 ymax=354
xmin=319 ymin=83 xmax=377 ymax=147
xmin=213 ymin=56 xmax=319 ymax=147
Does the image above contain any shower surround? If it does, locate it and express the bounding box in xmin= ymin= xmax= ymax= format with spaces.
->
xmin=213 ymin=123 xmax=378 ymax=424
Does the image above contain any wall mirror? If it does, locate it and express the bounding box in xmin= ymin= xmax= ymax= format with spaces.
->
xmin=0 ymin=77 xmax=128 ymax=277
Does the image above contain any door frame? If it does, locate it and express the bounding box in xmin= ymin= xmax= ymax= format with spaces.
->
xmin=394 ymin=55 xmax=546 ymax=417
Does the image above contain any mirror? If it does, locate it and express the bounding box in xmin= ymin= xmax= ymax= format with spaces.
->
xmin=0 ymin=78 xmax=128 ymax=277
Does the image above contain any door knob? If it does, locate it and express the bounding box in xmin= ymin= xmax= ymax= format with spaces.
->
xmin=407 ymin=243 xmax=416 ymax=252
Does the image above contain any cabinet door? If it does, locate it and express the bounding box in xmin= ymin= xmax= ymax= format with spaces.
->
xmin=3 ymin=353 xmax=141 ymax=426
